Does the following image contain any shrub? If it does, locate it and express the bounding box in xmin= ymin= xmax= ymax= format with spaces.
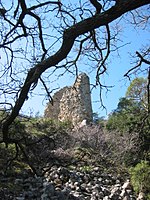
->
xmin=129 ymin=160 xmax=150 ymax=197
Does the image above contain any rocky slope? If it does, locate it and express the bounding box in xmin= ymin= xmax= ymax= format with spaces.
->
xmin=0 ymin=164 xmax=138 ymax=200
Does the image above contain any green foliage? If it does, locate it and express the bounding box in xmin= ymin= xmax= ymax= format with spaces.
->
xmin=57 ymin=120 xmax=73 ymax=130
xmin=0 ymin=143 xmax=16 ymax=156
xmin=0 ymin=108 xmax=148 ymax=181
xmin=129 ymin=160 xmax=150 ymax=197
xmin=0 ymin=142 xmax=26 ymax=176
xmin=126 ymin=77 xmax=147 ymax=96
xmin=74 ymin=147 xmax=92 ymax=159
xmin=106 ymin=87 xmax=150 ymax=154
xmin=79 ymin=165 xmax=93 ymax=172
xmin=0 ymin=115 xmax=73 ymax=176
xmin=126 ymin=77 xmax=147 ymax=111
xmin=25 ymin=117 xmax=72 ymax=136
xmin=9 ymin=119 xmax=26 ymax=139
xmin=106 ymin=97 xmax=142 ymax=133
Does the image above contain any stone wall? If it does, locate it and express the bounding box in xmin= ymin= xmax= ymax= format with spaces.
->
xmin=44 ymin=73 xmax=93 ymax=125
xmin=44 ymin=87 xmax=68 ymax=121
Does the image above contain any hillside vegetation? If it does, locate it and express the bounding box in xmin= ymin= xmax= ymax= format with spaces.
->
xmin=0 ymin=110 xmax=149 ymax=199
xmin=0 ymin=78 xmax=149 ymax=199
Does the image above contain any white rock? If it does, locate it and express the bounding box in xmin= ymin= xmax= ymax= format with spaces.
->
xmin=120 ymin=189 xmax=126 ymax=197
xmin=137 ymin=192 xmax=145 ymax=200
xmin=79 ymin=119 xmax=87 ymax=128
xmin=103 ymin=196 xmax=109 ymax=200
xmin=122 ymin=179 xmax=132 ymax=190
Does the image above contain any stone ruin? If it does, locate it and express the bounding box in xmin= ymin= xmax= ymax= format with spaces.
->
xmin=44 ymin=73 xmax=93 ymax=125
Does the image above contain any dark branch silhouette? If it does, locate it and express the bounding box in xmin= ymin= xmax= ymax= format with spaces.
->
xmin=1 ymin=0 xmax=150 ymax=145
xmin=90 ymin=0 xmax=102 ymax=14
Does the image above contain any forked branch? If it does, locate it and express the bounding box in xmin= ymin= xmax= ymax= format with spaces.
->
xmin=1 ymin=0 xmax=150 ymax=144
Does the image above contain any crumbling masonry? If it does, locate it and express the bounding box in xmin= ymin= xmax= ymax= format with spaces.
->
xmin=44 ymin=73 xmax=93 ymax=125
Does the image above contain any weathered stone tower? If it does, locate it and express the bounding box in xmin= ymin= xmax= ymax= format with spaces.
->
xmin=44 ymin=73 xmax=93 ymax=125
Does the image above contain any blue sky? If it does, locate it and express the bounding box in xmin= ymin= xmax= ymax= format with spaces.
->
xmin=22 ymin=23 xmax=149 ymax=118
xmin=0 ymin=1 xmax=149 ymax=118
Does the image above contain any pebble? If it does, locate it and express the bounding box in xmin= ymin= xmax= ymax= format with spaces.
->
xmin=1 ymin=166 xmax=137 ymax=200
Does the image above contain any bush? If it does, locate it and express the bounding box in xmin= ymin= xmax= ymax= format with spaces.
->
xmin=70 ymin=125 xmax=141 ymax=169
xmin=129 ymin=160 xmax=150 ymax=197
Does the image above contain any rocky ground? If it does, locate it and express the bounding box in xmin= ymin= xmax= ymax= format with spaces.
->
xmin=0 ymin=165 xmax=138 ymax=200
xmin=0 ymin=122 xmax=147 ymax=200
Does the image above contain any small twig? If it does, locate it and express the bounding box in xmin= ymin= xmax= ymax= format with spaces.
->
xmin=124 ymin=51 xmax=150 ymax=78
xmin=40 ymin=77 xmax=53 ymax=105
xmin=96 ymin=24 xmax=110 ymax=84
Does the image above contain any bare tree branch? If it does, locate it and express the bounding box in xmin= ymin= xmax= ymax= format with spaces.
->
xmin=40 ymin=77 xmax=53 ymax=105
xmin=1 ymin=0 xmax=150 ymax=144
xmin=124 ymin=50 xmax=150 ymax=78
xmin=90 ymin=0 xmax=102 ymax=14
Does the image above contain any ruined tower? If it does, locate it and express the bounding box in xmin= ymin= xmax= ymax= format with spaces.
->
xmin=44 ymin=73 xmax=93 ymax=125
